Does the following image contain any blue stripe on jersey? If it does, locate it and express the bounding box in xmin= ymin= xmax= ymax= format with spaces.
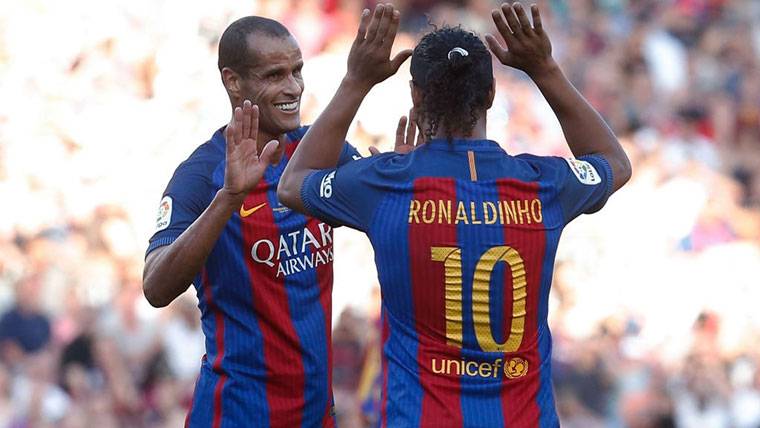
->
xmin=537 ymin=183 xmax=561 ymax=428
xmin=189 ymin=274 xmax=213 ymax=427
xmin=188 ymin=364 xmax=216 ymax=426
xmin=194 ymin=151 xmax=226 ymax=372
xmin=369 ymin=190 xmax=422 ymax=427
xmin=193 ymin=271 xmax=213 ymax=366
xmin=456 ymin=179 xmax=506 ymax=426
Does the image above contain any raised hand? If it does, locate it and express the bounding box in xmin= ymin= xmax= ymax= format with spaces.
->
xmin=346 ymin=3 xmax=413 ymax=90
xmin=223 ymin=100 xmax=279 ymax=199
xmin=393 ymin=108 xmax=423 ymax=154
xmin=485 ymin=3 xmax=555 ymax=78
xmin=368 ymin=109 xmax=422 ymax=156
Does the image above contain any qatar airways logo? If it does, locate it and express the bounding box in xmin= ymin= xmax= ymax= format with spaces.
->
xmin=250 ymin=223 xmax=334 ymax=277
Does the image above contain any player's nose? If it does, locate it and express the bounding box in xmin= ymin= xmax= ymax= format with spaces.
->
xmin=282 ymin=73 xmax=303 ymax=97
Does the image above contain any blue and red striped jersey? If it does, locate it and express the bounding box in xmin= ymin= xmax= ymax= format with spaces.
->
xmin=147 ymin=126 xmax=360 ymax=427
xmin=301 ymin=138 xmax=613 ymax=428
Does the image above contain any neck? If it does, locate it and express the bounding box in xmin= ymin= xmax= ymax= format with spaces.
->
xmin=257 ymin=129 xmax=286 ymax=163
xmin=432 ymin=115 xmax=487 ymax=140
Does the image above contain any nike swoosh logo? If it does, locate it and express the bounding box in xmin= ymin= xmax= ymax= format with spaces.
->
xmin=240 ymin=202 xmax=267 ymax=218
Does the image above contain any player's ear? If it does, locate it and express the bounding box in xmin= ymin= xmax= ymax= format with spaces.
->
xmin=486 ymin=79 xmax=495 ymax=109
xmin=222 ymin=67 xmax=242 ymax=96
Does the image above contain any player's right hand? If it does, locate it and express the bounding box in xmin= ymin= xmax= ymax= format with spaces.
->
xmin=223 ymin=100 xmax=279 ymax=200
xmin=368 ymin=109 xmax=422 ymax=156
xmin=393 ymin=108 xmax=423 ymax=154
xmin=345 ymin=3 xmax=412 ymax=90
xmin=485 ymin=3 xmax=556 ymax=78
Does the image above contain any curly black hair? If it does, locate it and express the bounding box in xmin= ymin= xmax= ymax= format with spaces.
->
xmin=410 ymin=26 xmax=493 ymax=142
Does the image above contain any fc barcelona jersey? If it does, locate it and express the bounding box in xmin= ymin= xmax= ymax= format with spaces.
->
xmin=147 ymin=126 xmax=359 ymax=427
xmin=301 ymin=138 xmax=613 ymax=428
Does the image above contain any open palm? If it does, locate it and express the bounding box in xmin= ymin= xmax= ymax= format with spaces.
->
xmin=346 ymin=4 xmax=412 ymax=89
xmin=224 ymin=100 xmax=279 ymax=198
xmin=367 ymin=109 xmax=423 ymax=156
xmin=485 ymin=3 xmax=554 ymax=78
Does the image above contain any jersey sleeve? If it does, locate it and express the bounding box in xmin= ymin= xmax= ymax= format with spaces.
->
xmin=337 ymin=142 xmax=362 ymax=166
xmin=516 ymin=153 xmax=614 ymax=224
xmin=300 ymin=155 xmax=390 ymax=232
xmin=146 ymin=160 xmax=217 ymax=256
xmin=554 ymin=154 xmax=614 ymax=222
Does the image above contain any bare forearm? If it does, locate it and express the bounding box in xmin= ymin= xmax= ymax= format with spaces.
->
xmin=279 ymin=78 xmax=370 ymax=209
xmin=142 ymin=189 xmax=242 ymax=307
xmin=531 ymin=62 xmax=631 ymax=190
xmin=296 ymin=78 xmax=369 ymax=169
xmin=279 ymin=4 xmax=409 ymax=209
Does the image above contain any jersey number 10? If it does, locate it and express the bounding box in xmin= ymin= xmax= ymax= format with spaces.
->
xmin=430 ymin=246 xmax=527 ymax=352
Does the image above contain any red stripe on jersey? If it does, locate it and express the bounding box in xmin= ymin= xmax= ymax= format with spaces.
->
xmin=285 ymin=138 xmax=300 ymax=160
xmin=241 ymin=184 xmax=305 ymax=427
xmin=496 ymin=179 xmax=544 ymax=427
xmin=212 ymin=375 xmax=228 ymax=428
xmin=201 ymin=269 xmax=228 ymax=426
xmin=380 ymin=311 xmax=389 ymax=428
xmin=305 ymin=219 xmax=336 ymax=427
xmin=409 ymin=178 xmax=463 ymax=427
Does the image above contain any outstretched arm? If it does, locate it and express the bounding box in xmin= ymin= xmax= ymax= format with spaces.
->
xmin=485 ymin=2 xmax=631 ymax=191
xmin=278 ymin=4 xmax=412 ymax=213
xmin=143 ymin=102 xmax=278 ymax=307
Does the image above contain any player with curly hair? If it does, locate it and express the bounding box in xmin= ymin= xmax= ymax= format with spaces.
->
xmin=277 ymin=2 xmax=631 ymax=426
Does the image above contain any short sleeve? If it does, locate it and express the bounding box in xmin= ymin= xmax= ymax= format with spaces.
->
xmin=300 ymin=155 xmax=390 ymax=232
xmin=555 ymin=154 xmax=614 ymax=222
xmin=337 ymin=142 xmax=362 ymax=166
xmin=146 ymin=160 xmax=217 ymax=256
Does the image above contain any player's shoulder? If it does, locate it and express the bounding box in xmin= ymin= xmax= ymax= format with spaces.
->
xmin=513 ymin=153 xmax=580 ymax=176
xmin=496 ymin=153 xmax=559 ymax=181
xmin=172 ymin=127 xmax=226 ymax=181
xmin=326 ymin=152 xmax=413 ymax=193
xmin=350 ymin=151 xmax=413 ymax=176
xmin=285 ymin=125 xmax=310 ymax=143
xmin=514 ymin=153 xmax=608 ymax=186
xmin=286 ymin=125 xmax=356 ymax=149
xmin=513 ymin=153 xmax=563 ymax=167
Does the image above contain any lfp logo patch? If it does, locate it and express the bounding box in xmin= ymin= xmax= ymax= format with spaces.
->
xmin=565 ymin=158 xmax=601 ymax=185
xmin=155 ymin=196 xmax=172 ymax=232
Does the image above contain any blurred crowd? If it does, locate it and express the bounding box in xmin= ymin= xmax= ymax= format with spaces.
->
xmin=1 ymin=0 xmax=760 ymax=426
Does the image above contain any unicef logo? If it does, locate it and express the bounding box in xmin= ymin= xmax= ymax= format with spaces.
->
xmin=429 ymin=356 xmax=529 ymax=379
xmin=504 ymin=357 xmax=528 ymax=379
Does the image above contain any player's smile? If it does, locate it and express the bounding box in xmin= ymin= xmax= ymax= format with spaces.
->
xmin=273 ymin=100 xmax=299 ymax=113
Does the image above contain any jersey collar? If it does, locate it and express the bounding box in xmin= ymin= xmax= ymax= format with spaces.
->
xmin=422 ymin=138 xmax=505 ymax=152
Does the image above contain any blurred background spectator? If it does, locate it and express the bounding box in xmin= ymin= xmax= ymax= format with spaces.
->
xmin=1 ymin=0 xmax=760 ymax=426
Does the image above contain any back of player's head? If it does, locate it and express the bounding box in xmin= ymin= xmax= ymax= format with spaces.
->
xmin=410 ymin=26 xmax=493 ymax=141
xmin=218 ymin=16 xmax=291 ymax=77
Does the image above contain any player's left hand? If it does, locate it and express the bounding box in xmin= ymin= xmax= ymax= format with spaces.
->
xmin=369 ymin=109 xmax=422 ymax=156
xmin=223 ymin=100 xmax=279 ymax=201
xmin=485 ymin=3 xmax=555 ymax=78
xmin=345 ymin=3 xmax=413 ymax=90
